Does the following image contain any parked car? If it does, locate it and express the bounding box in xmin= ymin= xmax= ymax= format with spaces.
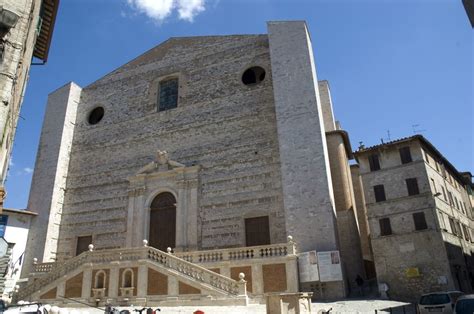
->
xmin=454 ymin=294 xmax=474 ymax=314
xmin=418 ymin=291 xmax=464 ymax=314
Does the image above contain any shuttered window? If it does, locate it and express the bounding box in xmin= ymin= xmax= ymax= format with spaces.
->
xmin=379 ymin=218 xmax=392 ymax=236
xmin=406 ymin=178 xmax=420 ymax=196
xmin=399 ymin=146 xmax=412 ymax=164
xmin=245 ymin=216 xmax=270 ymax=247
xmin=413 ymin=212 xmax=428 ymax=230
xmin=374 ymin=185 xmax=386 ymax=202
xmin=368 ymin=154 xmax=381 ymax=171
xmin=76 ymin=235 xmax=92 ymax=256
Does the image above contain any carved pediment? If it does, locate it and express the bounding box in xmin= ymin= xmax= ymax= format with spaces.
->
xmin=136 ymin=151 xmax=186 ymax=175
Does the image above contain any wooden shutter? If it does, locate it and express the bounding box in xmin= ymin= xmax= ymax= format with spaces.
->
xmin=413 ymin=212 xmax=428 ymax=230
xmin=373 ymin=185 xmax=386 ymax=202
xmin=245 ymin=216 xmax=270 ymax=247
xmin=368 ymin=154 xmax=381 ymax=171
xmin=406 ymin=178 xmax=419 ymax=196
xmin=379 ymin=218 xmax=392 ymax=236
xmin=76 ymin=235 xmax=92 ymax=256
xmin=399 ymin=146 xmax=412 ymax=164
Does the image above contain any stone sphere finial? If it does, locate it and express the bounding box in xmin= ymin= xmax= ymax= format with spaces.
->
xmin=88 ymin=244 xmax=94 ymax=252
xmin=33 ymin=257 xmax=38 ymax=264
xmin=167 ymin=247 xmax=172 ymax=254
xmin=287 ymin=235 xmax=293 ymax=242
xmin=238 ymin=272 xmax=245 ymax=281
xmin=143 ymin=239 xmax=148 ymax=247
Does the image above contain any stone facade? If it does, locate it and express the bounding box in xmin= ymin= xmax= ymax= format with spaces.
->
xmin=22 ymin=21 xmax=355 ymax=299
xmin=0 ymin=0 xmax=58 ymax=211
xmin=354 ymin=135 xmax=474 ymax=301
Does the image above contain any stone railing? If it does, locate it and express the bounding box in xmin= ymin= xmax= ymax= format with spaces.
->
xmin=175 ymin=236 xmax=296 ymax=264
xmin=33 ymin=261 xmax=55 ymax=273
xmin=18 ymin=245 xmax=246 ymax=301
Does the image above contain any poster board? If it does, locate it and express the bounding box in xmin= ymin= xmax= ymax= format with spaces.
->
xmin=297 ymin=251 xmax=319 ymax=282
xmin=317 ymin=251 xmax=343 ymax=282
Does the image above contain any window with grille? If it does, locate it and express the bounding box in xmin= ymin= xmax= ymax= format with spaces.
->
xmin=413 ymin=212 xmax=428 ymax=230
xmin=158 ymin=78 xmax=178 ymax=111
xmin=399 ymin=146 xmax=412 ymax=164
xmin=379 ymin=218 xmax=392 ymax=236
xmin=368 ymin=154 xmax=381 ymax=171
xmin=406 ymin=178 xmax=420 ymax=196
xmin=373 ymin=185 xmax=386 ymax=202
xmin=245 ymin=216 xmax=270 ymax=246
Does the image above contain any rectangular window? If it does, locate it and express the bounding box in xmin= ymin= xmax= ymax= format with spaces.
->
xmin=373 ymin=185 xmax=386 ymax=202
xmin=449 ymin=217 xmax=456 ymax=235
xmin=422 ymin=149 xmax=430 ymax=164
xmin=245 ymin=216 xmax=270 ymax=247
xmin=462 ymin=225 xmax=471 ymax=242
xmin=158 ymin=78 xmax=178 ymax=111
xmin=455 ymin=222 xmax=463 ymax=238
xmin=406 ymin=178 xmax=420 ymax=196
xmin=76 ymin=235 xmax=92 ymax=256
xmin=413 ymin=212 xmax=428 ymax=230
xmin=368 ymin=154 xmax=381 ymax=171
xmin=441 ymin=186 xmax=447 ymax=201
xmin=430 ymin=178 xmax=437 ymax=193
xmin=379 ymin=218 xmax=392 ymax=236
xmin=448 ymin=191 xmax=454 ymax=206
xmin=399 ymin=146 xmax=412 ymax=164
xmin=438 ymin=211 xmax=446 ymax=230
xmin=435 ymin=162 xmax=440 ymax=172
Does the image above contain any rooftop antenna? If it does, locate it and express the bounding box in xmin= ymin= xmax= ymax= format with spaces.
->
xmin=358 ymin=141 xmax=365 ymax=150
xmin=412 ymin=124 xmax=426 ymax=135
xmin=386 ymin=130 xmax=391 ymax=141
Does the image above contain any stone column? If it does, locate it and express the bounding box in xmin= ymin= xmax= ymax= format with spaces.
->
xmin=251 ymin=264 xmax=264 ymax=295
xmin=109 ymin=263 xmax=120 ymax=298
xmin=82 ymin=266 xmax=93 ymax=299
xmin=175 ymin=179 xmax=187 ymax=250
xmin=168 ymin=275 xmax=179 ymax=296
xmin=187 ymin=179 xmax=199 ymax=250
xmin=57 ymin=281 xmax=66 ymax=298
xmin=285 ymin=258 xmax=299 ymax=292
xmin=137 ymin=262 xmax=148 ymax=297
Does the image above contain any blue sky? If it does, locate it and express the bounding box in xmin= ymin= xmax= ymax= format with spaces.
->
xmin=5 ymin=0 xmax=473 ymax=209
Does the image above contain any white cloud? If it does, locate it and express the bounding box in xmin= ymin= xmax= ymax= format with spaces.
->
xmin=125 ymin=0 xmax=206 ymax=23
xmin=23 ymin=167 xmax=33 ymax=174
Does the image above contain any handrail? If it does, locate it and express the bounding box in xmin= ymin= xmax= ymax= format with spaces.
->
xmin=17 ymin=246 xmax=246 ymax=300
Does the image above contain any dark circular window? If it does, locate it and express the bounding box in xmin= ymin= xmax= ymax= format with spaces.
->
xmin=88 ymin=107 xmax=104 ymax=125
xmin=242 ymin=66 xmax=266 ymax=85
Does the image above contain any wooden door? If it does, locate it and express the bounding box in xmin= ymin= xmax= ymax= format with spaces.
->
xmin=149 ymin=192 xmax=176 ymax=251
xmin=245 ymin=216 xmax=270 ymax=247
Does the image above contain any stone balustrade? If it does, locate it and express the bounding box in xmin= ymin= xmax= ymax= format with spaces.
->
xmin=175 ymin=237 xmax=297 ymax=263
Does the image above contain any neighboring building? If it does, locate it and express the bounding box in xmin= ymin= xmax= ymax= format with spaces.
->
xmin=0 ymin=208 xmax=36 ymax=302
xmin=463 ymin=0 xmax=474 ymax=27
xmin=354 ymin=135 xmax=474 ymax=301
xmin=0 ymin=0 xmax=60 ymax=212
xmin=17 ymin=21 xmax=362 ymax=304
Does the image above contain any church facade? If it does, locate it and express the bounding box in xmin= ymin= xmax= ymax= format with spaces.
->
xmin=18 ymin=21 xmax=364 ymax=303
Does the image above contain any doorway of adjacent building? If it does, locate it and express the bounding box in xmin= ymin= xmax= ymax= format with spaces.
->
xmin=149 ymin=192 xmax=176 ymax=251
xmin=245 ymin=216 xmax=270 ymax=246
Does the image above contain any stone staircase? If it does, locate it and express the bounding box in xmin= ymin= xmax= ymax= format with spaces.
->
xmin=17 ymin=246 xmax=247 ymax=302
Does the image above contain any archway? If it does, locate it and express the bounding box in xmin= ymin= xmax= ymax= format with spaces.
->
xmin=149 ymin=192 xmax=176 ymax=251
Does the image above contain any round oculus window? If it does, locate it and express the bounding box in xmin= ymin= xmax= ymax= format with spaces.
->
xmin=88 ymin=107 xmax=104 ymax=125
xmin=242 ymin=66 xmax=266 ymax=85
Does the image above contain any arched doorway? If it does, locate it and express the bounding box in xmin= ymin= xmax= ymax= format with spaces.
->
xmin=149 ymin=192 xmax=176 ymax=251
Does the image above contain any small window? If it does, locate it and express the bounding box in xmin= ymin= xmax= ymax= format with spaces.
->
xmin=242 ymin=66 xmax=266 ymax=85
xmin=449 ymin=217 xmax=456 ymax=234
xmin=368 ymin=154 xmax=381 ymax=171
xmin=88 ymin=107 xmax=104 ymax=125
xmin=438 ymin=211 xmax=446 ymax=230
xmin=379 ymin=218 xmax=392 ymax=236
xmin=406 ymin=178 xmax=420 ymax=196
xmin=76 ymin=235 xmax=92 ymax=256
xmin=158 ymin=78 xmax=178 ymax=111
xmin=413 ymin=212 xmax=428 ymax=230
xmin=430 ymin=178 xmax=437 ymax=193
xmin=448 ymin=191 xmax=454 ymax=206
xmin=399 ymin=146 xmax=412 ymax=164
xmin=374 ymin=185 xmax=386 ymax=202
xmin=441 ymin=186 xmax=447 ymax=201
xmin=422 ymin=149 xmax=430 ymax=164
xmin=462 ymin=225 xmax=471 ymax=241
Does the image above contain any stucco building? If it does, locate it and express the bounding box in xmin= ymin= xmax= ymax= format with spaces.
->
xmin=354 ymin=135 xmax=474 ymax=301
xmin=17 ymin=21 xmax=368 ymax=304
xmin=0 ymin=0 xmax=59 ymax=212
